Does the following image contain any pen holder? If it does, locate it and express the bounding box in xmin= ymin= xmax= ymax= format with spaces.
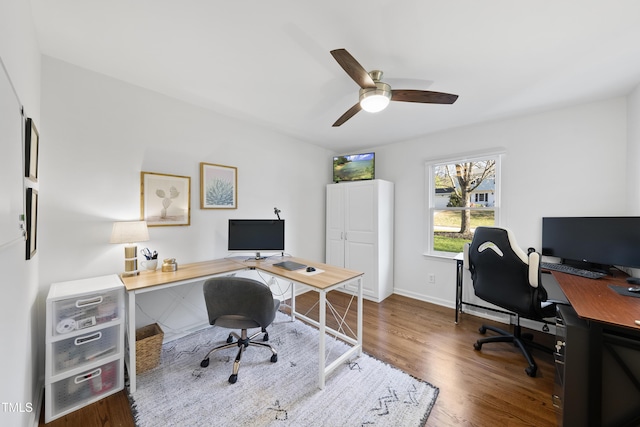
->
xmin=141 ymin=259 xmax=158 ymax=271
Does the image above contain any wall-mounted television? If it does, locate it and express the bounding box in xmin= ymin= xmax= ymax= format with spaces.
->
xmin=228 ymin=219 xmax=285 ymax=259
xmin=332 ymin=152 xmax=375 ymax=183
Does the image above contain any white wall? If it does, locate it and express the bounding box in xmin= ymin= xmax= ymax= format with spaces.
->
xmin=627 ymin=84 xmax=640 ymax=214
xmin=372 ymin=98 xmax=628 ymax=307
xmin=39 ymin=56 xmax=332 ymax=284
xmin=0 ymin=1 xmax=42 ymax=426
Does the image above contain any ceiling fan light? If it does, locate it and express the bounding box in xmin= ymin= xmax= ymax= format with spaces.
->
xmin=360 ymin=93 xmax=390 ymax=113
xmin=359 ymin=82 xmax=392 ymax=113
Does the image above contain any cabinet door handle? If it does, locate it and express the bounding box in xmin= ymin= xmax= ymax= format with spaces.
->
xmin=75 ymin=296 xmax=103 ymax=308
xmin=74 ymin=367 xmax=101 ymax=384
xmin=75 ymin=332 xmax=102 ymax=346
xmin=344 ymin=232 xmax=348 ymax=240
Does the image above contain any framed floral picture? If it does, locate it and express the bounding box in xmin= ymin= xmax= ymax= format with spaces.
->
xmin=200 ymin=163 xmax=237 ymax=209
xmin=141 ymin=172 xmax=191 ymax=226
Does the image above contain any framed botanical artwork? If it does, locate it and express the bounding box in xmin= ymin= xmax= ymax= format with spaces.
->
xmin=25 ymin=117 xmax=39 ymax=182
xmin=200 ymin=163 xmax=237 ymax=209
xmin=25 ymin=188 xmax=38 ymax=260
xmin=141 ymin=172 xmax=191 ymax=226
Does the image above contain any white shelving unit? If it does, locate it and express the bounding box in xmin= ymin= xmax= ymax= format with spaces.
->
xmin=45 ymin=274 xmax=125 ymax=423
xmin=326 ymin=179 xmax=394 ymax=302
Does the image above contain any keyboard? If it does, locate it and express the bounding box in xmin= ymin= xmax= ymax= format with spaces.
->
xmin=540 ymin=262 xmax=607 ymax=279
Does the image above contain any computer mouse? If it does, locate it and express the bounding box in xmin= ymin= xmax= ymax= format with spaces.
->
xmin=306 ymin=266 xmax=316 ymax=272
xmin=628 ymin=286 xmax=640 ymax=293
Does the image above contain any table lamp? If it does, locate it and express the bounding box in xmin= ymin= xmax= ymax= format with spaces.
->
xmin=110 ymin=220 xmax=149 ymax=276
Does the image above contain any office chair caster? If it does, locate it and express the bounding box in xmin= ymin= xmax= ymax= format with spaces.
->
xmin=200 ymin=358 xmax=210 ymax=368
xmin=525 ymin=366 xmax=537 ymax=377
xmin=226 ymin=334 xmax=233 ymax=343
xmin=270 ymin=354 xmax=278 ymax=363
xmin=228 ymin=374 xmax=238 ymax=384
xmin=473 ymin=342 xmax=482 ymax=351
xmin=263 ymin=333 xmax=269 ymax=341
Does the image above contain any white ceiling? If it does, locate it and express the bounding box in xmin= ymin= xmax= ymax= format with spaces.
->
xmin=30 ymin=0 xmax=640 ymax=152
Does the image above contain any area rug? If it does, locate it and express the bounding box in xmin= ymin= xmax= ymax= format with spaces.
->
xmin=129 ymin=312 xmax=439 ymax=426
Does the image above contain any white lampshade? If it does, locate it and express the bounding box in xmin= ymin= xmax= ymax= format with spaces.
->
xmin=110 ymin=221 xmax=150 ymax=244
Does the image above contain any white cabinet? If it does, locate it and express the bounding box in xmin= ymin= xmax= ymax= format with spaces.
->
xmin=45 ymin=275 xmax=125 ymax=423
xmin=326 ymin=179 xmax=394 ymax=302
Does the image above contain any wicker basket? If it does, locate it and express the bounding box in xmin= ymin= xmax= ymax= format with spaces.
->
xmin=136 ymin=323 xmax=164 ymax=373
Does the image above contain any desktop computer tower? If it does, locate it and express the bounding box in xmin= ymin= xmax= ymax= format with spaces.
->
xmin=599 ymin=324 xmax=640 ymax=426
xmin=553 ymin=304 xmax=589 ymax=426
xmin=555 ymin=305 xmax=640 ymax=426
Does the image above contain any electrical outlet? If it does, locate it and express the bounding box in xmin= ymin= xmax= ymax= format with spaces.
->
xmin=428 ymin=274 xmax=436 ymax=284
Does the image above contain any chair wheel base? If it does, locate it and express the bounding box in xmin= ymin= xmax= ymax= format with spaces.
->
xmin=473 ymin=342 xmax=482 ymax=351
xmin=525 ymin=366 xmax=537 ymax=377
xmin=270 ymin=354 xmax=278 ymax=363
xmin=228 ymin=374 xmax=238 ymax=384
xmin=200 ymin=358 xmax=210 ymax=368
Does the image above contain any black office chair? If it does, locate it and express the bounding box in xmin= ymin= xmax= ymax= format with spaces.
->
xmin=200 ymin=277 xmax=279 ymax=383
xmin=463 ymin=226 xmax=555 ymax=377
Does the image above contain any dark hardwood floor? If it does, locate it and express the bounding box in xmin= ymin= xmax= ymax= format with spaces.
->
xmin=41 ymin=292 xmax=557 ymax=426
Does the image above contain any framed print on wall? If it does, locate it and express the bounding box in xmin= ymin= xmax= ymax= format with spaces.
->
xmin=25 ymin=188 xmax=38 ymax=260
xmin=200 ymin=162 xmax=237 ymax=209
xmin=25 ymin=117 xmax=39 ymax=182
xmin=141 ymin=172 xmax=191 ymax=226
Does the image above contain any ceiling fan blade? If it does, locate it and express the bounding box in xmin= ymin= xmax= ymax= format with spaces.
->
xmin=391 ymin=90 xmax=458 ymax=104
xmin=330 ymin=49 xmax=376 ymax=89
xmin=332 ymin=103 xmax=362 ymax=127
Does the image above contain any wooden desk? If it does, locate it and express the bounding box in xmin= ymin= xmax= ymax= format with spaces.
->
xmin=120 ymin=256 xmax=363 ymax=392
xmin=551 ymin=270 xmax=640 ymax=331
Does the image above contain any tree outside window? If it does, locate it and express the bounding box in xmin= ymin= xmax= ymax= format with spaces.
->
xmin=429 ymin=157 xmax=499 ymax=254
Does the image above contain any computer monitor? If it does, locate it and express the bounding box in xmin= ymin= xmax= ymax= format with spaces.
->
xmin=541 ymin=216 xmax=640 ymax=272
xmin=228 ymin=219 xmax=284 ymax=259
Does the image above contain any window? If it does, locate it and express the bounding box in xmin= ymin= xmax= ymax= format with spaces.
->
xmin=426 ymin=152 xmax=501 ymax=256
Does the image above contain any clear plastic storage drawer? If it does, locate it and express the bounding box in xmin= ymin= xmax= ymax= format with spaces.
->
xmin=51 ymin=324 xmax=121 ymax=377
xmin=49 ymin=359 xmax=122 ymax=418
xmin=52 ymin=289 xmax=123 ymax=337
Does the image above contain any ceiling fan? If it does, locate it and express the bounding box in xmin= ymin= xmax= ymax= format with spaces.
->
xmin=330 ymin=48 xmax=459 ymax=127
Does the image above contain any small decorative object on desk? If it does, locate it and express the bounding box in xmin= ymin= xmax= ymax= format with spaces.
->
xmin=162 ymin=258 xmax=178 ymax=272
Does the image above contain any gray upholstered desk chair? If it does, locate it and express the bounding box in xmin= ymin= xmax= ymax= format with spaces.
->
xmin=464 ymin=226 xmax=555 ymax=377
xmin=200 ymin=277 xmax=279 ymax=383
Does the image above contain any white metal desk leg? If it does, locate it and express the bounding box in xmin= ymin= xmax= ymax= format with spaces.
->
xmin=319 ymin=290 xmax=326 ymax=389
xmin=357 ymin=277 xmax=363 ymax=355
xmin=127 ymin=290 xmax=137 ymax=392
xmin=290 ymin=282 xmax=295 ymax=322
